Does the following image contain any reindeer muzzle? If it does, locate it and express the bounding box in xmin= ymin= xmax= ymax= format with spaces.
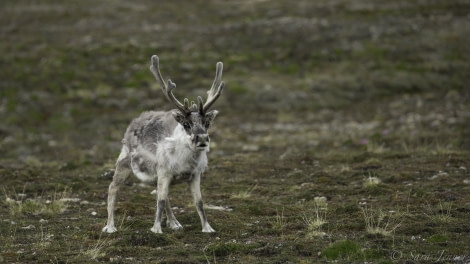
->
xmin=195 ymin=134 xmax=210 ymax=149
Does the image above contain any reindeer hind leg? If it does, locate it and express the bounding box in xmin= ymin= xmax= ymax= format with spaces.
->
xmin=165 ymin=199 xmax=183 ymax=230
xmin=103 ymin=146 xmax=131 ymax=233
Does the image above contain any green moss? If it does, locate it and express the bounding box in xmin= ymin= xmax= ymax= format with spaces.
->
xmin=321 ymin=240 xmax=361 ymax=260
xmin=362 ymin=249 xmax=384 ymax=260
xmin=204 ymin=242 xmax=260 ymax=257
xmin=428 ymin=234 xmax=449 ymax=243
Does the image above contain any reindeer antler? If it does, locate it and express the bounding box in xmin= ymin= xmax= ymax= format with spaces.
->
xmin=150 ymin=55 xmax=224 ymax=114
xmin=203 ymin=62 xmax=224 ymax=113
xmin=150 ymin=55 xmax=192 ymax=114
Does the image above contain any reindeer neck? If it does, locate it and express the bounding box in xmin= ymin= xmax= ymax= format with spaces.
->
xmin=157 ymin=125 xmax=208 ymax=175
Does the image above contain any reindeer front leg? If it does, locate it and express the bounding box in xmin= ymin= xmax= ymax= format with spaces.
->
xmin=190 ymin=173 xmax=215 ymax=233
xmin=151 ymin=173 xmax=171 ymax=233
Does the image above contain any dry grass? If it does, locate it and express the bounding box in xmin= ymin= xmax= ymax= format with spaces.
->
xmin=361 ymin=207 xmax=404 ymax=237
xmin=302 ymin=197 xmax=328 ymax=238
xmin=4 ymin=188 xmax=71 ymax=216
xmin=231 ymin=184 xmax=257 ymax=199
xmin=84 ymin=233 xmax=110 ymax=260
xmin=363 ymin=174 xmax=381 ymax=188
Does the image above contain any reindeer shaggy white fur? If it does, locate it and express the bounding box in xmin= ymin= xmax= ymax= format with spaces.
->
xmin=102 ymin=55 xmax=224 ymax=233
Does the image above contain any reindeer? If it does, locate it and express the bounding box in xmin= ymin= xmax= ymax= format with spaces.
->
xmin=102 ymin=55 xmax=224 ymax=233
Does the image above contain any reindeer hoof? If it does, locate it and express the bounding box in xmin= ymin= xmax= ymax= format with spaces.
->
xmin=102 ymin=225 xmax=117 ymax=233
xmin=168 ymin=220 xmax=183 ymax=230
xmin=150 ymin=226 xmax=163 ymax=234
xmin=202 ymin=224 xmax=215 ymax=233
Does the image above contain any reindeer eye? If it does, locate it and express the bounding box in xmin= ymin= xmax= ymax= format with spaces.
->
xmin=183 ymin=122 xmax=191 ymax=130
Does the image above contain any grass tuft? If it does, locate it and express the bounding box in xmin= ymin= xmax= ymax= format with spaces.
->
xmin=272 ymin=207 xmax=286 ymax=233
xmin=302 ymin=197 xmax=328 ymax=238
xmin=231 ymin=184 xmax=257 ymax=199
xmin=4 ymin=188 xmax=71 ymax=216
xmin=84 ymin=233 xmax=110 ymax=260
xmin=363 ymin=174 xmax=382 ymax=188
xmin=436 ymin=201 xmax=453 ymax=223
xmin=361 ymin=207 xmax=403 ymax=236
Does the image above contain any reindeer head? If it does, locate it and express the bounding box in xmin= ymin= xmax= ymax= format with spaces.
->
xmin=150 ymin=55 xmax=224 ymax=151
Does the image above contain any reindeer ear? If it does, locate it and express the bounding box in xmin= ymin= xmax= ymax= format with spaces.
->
xmin=172 ymin=111 xmax=186 ymax=123
xmin=205 ymin=110 xmax=219 ymax=122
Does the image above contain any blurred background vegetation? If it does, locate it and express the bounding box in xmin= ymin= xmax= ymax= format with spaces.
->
xmin=1 ymin=0 xmax=468 ymax=166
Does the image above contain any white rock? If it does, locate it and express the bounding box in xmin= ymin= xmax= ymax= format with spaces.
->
xmin=60 ymin=198 xmax=81 ymax=203
xmin=205 ymin=204 xmax=233 ymax=211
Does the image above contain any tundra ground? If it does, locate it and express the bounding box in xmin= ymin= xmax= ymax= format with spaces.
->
xmin=1 ymin=0 xmax=469 ymax=263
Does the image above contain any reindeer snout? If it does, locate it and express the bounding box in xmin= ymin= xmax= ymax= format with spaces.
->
xmin=195 ymin=134 xmax=210 ymax=147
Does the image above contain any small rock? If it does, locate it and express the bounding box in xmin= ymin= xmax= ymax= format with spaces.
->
xmin=21 ymin=225 xmax=36 ymax=230
xmin=60 ymin=198 xmax=81 ymax=203
xmin=91 ymin=211 xmax=97 ymax=216
xmin=205 ymin=204 xmax=233 ymax=212
xmin=5 ymin=197 xmax=16 ymax=203
xmin=242 ymin=144 xmax=259 ymax=152
xmin=48 ymin=140 xmax=58 ymax=147
xmin=101 ymin=170 xmax=114 ymax=179
xmin=39 ymin=219 xmax=48 ymax=224
xmin=430 ymin=171 xmax=449 ymax=180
